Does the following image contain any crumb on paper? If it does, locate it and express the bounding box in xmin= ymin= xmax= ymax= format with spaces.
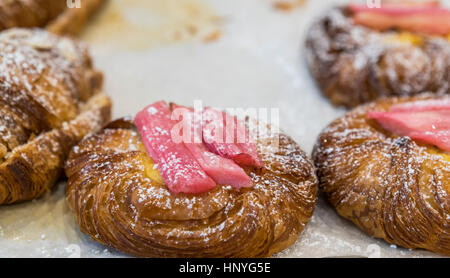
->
xmin=203 ymin=30 xmax=222 ymax=42
xmin=82 ymin=0 xmax=223 ymax=50
xmin=273 ymin=0 xmax=307 ymax=12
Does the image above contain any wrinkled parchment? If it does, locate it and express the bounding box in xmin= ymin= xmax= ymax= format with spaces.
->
xmin=0 ymin=0 xmax=447 ymax=258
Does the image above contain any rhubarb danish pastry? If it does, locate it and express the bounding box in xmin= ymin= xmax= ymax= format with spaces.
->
xmin=65 ymin=101 xmax=318 ymax=257
xmin=0 ymin=28 xmax=111 ymax=204
xmin=305 ymin=1 xmax=450 ymax=108
xmin=313 ymin=94 xmax=450 ymax=255
xmin=0 ymin=0 xmax=106 ymax=35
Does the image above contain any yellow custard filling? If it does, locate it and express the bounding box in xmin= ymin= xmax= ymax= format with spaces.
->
xmin=384 ymin=32 xmax=423 ymax=45
xmin=425 ymin=147 xmax=450 ymax=162
xmin=384 ymin=32 xmax=450 ymax=46
xmin=138 ymin=142 xmax=164 ymax=185
xmin=397 ymin=32 xmax=423 ymax=45
xmin=143 ymin=155 xmax=165 ymax=185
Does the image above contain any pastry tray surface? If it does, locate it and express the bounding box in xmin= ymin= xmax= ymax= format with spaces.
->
xmin=0 ymin=0 xmax=447 ymax=258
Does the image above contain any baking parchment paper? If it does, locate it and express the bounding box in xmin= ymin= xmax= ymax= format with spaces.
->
xmin=0 ymin=0 xmax=447 ymax=258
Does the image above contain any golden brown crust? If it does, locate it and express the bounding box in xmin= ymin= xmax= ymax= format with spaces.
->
xmin=65 ymin=118 xmax=318 ymax=257
xmin=0 ymin=28 xmax=112 ymax=204
xmin=0 ymin=0 xmax=66 ymax=30
xmin=0 ymin=93 xmax=111 ymax=204
xmin=313 ymin=94 xmax=450 ymax=255
xmin=0 ymin=0 xmax=106 ymax=36
xmin=305 ymin=7 xmax=450 ymax=108
xmin=47 ymin=0 xmax=107 ymax=36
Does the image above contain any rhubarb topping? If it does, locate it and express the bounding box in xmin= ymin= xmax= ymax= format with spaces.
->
xmin=349 ymin=1 xmax=440 ymax=14
xmin=135 ymin=101 xmax=262 ymax=194
xmin=135 ymin=101 xmax=216 ymax=194
xmin=389 ymin=98 xmax=450 ymax=112
xmin=170 ymin=104 xmax=253 ymax=189
xmin=367 ymin=98 xmax=450 ymax=151
xmin=349 ymin=3 xmax=450 ymax=35
xmin=202 ymin=107 xmax=264 ymax=168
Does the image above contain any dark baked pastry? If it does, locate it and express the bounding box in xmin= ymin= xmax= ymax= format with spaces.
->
xmin=0 ymin=0 xmax=106 ymax=35
xmin=0 ymin=28 xmax=111 ymax=204
xmin=313 ymin=94 xmax=450 ymax=255
xmin=305 ymin=5 xmax=450 ymax=108
xmin=65 ymin=102 xmax=318 ymax=257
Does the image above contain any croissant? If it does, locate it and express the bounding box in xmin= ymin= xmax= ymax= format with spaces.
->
xmin=0 ymin=28 xmax=111 ymax=205
xmin=0 ymin=0 xmax=106 ymax=35
xmin=305 ymin=6 xmax=450 ymax=108
xmin=65 ymin=114 xmax=318 ymax=257
xmin=313 ymin=94 xmax=450 ymax=255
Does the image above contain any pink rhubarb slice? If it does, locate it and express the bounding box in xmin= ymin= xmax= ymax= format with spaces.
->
xmin=389 ymin=98 xmax=450 ymax=113
xmin=202 ymin=107 xmax=263 ymax=168
xmin=349 ymin=1 xmax=441 ymax=15
xmin=349 ymin=4 xmax=450 ymax=35
xmin=233 ymin=116 xmax=264 ymax=168
xmin=170 ymin=103 xmax=253 ymax=189
xmin=367 ymin=99 xmax=450 ymax=151
xmin=135 ymin=101 xmax=216 ymax=194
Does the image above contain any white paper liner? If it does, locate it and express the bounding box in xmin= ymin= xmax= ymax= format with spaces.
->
xmin=0 ymin=0 xmax=447 ymax=257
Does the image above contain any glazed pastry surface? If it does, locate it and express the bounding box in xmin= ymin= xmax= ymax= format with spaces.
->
xmin=65 ymin=118 xmax=318 ymax=257
xmin=305 ymin=7 xmax=450 ymax=108
xmin=0 ymin=0 xmax=106 ymax=35
xmin=313 ymin=94 xmax=450 ymax=255
xmin=0 ymin=28 xmax=111 ymax=204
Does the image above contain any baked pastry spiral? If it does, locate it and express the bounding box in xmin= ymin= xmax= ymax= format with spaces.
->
xmin=305 ymin=7 xmax=450 ymax=108
xmin=313 ymin=94 xmax=450 ymax=255
xmin=65 ymin=118 xmax=318 ymax=257
xmin=0 ymin=0 xmax=106 ymax=35
xmin=0 ymin=28 xmax=111 ymax=204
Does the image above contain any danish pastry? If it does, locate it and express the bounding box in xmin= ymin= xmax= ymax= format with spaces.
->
xmin=305 ymin=2 xmax=450 ymax=108
xmin=65 ymin=102 xmax=318 ymax=257
xmin=313 ymin=94 xmax=450 ymax=255
xmin=0 ymin=28 xmax=111 ymax=205
xmin=0 ymin=0 xmax=106 ymax=35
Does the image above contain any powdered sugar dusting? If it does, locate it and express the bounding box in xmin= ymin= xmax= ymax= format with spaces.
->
xmin=65 ymin=117 xmax=317 ymax=257
xmin=0 ymin=28 xmax=100 ymax=159
xmin=305 ymin=7 xmax=450 ymax=108
xmin=0 ymin=28 xmax=110 ymax=205
xmin=313 ymin=95 xmax=450 ymax=255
